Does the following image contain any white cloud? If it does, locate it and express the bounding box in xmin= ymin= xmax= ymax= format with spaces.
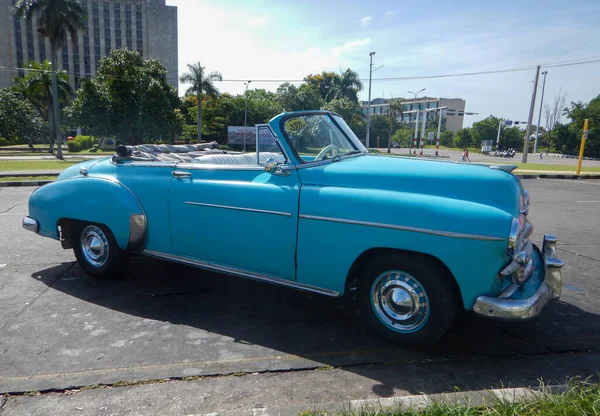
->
xmin=247 ymin=16 xmax=268 ymax=26
xmin=359 ymin=16 xmax=373 ymax=28
xmin=332 ymin=38 xmax=371 ymax=58
xmin=385 ymin=11 xmax=395 ymax=17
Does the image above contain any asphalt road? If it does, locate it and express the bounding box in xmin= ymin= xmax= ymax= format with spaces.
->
xmin=384 ymin=147 xmax=600 ymax=167
xmin=0 ymin=179 xmax=599 ymax=414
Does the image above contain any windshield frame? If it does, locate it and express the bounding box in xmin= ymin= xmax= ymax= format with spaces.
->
xmin=277 ymin=111 xmax=367 ymax=165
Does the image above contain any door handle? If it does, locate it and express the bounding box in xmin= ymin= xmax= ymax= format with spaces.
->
xmin=172 ymin=171 xmax=192 ymax=178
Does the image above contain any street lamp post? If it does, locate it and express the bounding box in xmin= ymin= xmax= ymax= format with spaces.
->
xmin=534 ymin=71 xmax=547 ymax=154
xmin=407 ymin=88 xmax=425 ymax=154
xmin=243 ymin=80 xmax=252 ymax=152
xmin=366 ymin=52 xmax=376 ymax=149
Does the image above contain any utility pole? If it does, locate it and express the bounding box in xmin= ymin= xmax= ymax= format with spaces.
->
xmin=435 ymin=106 xmax=447 ymax=156
xmin=496 ymin=119 xmax=503 ymax=149
xmin=408 ymin=88 xmax=425 ymax=155
xmin=534 ymin=71 xmax=547 ymax=154
xmin=366 ymin=52 xmax=376 ymax=149
xmin=522 ymin=66 xmax=541 ymax=163
xmin=243 ymin=80 xmax=252 ymax=152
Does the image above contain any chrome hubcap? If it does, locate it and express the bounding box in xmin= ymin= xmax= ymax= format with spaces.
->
xmin=81 ymin=225 xmax=109 ymax=267
xmin=371 ymin=271 xmax=429 ymax=333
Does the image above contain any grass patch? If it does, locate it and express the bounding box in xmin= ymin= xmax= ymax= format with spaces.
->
xmin=0 ymin=175 xmax=57 ymax=182
xmin=424 ymin=145 xmax=481 ymax=154
xmin=301 ymin=380 xmax=600 ymax=416
xmin=0 ymin=160 xmax=80 ymax=172
xmin=496 ymin=163 xmax=600 ymax=172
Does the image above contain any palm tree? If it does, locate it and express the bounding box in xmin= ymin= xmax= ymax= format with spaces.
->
xmin=179 ymin=62 xmax=222 ymax=141
xmin=13 ymin=61 xmax=73 ymax=150
xmin=14 ymin=0 xmax=87 ymax=159
xmin=387 ymin=98 xmax=405 ymax=154
xmin=328 ymin=69 xmax=363 ymax=103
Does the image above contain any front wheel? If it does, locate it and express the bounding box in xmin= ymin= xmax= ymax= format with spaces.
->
xmin=358 ymin=253 xmax=458 ymax=348
xmin=73 ymin=223 xmax=129 ymax=278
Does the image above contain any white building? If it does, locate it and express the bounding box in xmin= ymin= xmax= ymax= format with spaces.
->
xmin=361 ymin=97 xmax=468 ymax=132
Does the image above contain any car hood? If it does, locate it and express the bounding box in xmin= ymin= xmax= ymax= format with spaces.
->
xmin=296 ymin=154 xmax=522 ymax=216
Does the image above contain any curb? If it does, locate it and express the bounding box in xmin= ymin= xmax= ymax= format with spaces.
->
xmin=0 ymin=180 xmax=54 ymax=188
xmin=192 ymin=384 xmax=568 ymax=416
xmin=515 ymin=174 xmax=600 ymax=179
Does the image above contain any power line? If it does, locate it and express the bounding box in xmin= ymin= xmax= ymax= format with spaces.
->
xmin=544 ymin=37 xmax=596 ymax=65
xmin=2 ymin=56 xmax=600 ymax=84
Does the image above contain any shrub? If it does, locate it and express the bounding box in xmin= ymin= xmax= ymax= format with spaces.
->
xmin=67 ymin=141 xmax=81 ymax=152
xmin=67 ymin=135 xmax=97 ymax=152
xmin=0 ymin=137 xmax=9 ymax=147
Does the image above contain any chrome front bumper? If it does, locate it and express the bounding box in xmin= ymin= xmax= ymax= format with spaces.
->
xmin=473 ymin=234 xmax=564 ymax=320
xmin=22 ymin=216 xmax=39 ymax=233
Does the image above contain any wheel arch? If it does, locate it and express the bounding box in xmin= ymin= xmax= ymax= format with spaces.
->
xmin=345 ymin=247 xmax=464 ymax=309
xmin=27 ymin=176 xmax=147 ymax=252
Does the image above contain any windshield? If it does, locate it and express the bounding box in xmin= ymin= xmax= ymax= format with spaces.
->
xmin=281 ymin=113 xmax=367 ymax=163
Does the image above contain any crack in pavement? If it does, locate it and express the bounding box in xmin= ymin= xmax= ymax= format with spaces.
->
xmin=2 ymin=347 xmax=599 ymax=397
xmin=0 ymin=395 xmax=6 ymax=414
xmin=0 ymin=204 xmax=20 ymax=214
xmin=0 ymin=263 xmax=76 ymax=333
xmin=560 ymin=247 xmax=600 ymax=263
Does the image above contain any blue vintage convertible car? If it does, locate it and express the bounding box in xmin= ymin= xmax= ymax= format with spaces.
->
xmin=23 ymin=110 xmax=564 ymax=347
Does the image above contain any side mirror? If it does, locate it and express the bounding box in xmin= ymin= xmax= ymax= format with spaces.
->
xmin=264 ymin=157 xmax=290 ymax=176
xmin=264 ymin=157 xmax=278 ymax=174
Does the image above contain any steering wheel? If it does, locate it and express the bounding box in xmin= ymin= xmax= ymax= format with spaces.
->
xmin=315 ymin=144 xmax=339 ymax=161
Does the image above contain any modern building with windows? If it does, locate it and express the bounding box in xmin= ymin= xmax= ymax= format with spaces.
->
xmin=361 ymin=97 xmax=468 ymax=132
xmin=0 ymin=0 xmax=178 ymax=92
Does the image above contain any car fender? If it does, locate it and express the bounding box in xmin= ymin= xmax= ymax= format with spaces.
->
xmin=296 ymin=185 xmax=512 ymax=309
xmin=28 ymin=176 xmax=145 ymax=251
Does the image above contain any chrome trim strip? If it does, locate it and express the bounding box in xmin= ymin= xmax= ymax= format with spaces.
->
xmin=299 ymin=214 xmax=504 ymax=241
xmin=184 ymin=201 xmax=292 ymax=217
xmin=141 ymin=250 xmax=340 ymax=297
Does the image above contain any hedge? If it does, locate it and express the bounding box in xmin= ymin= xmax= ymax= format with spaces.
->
xmin=67 ymin=135 xmax=97 ymax=152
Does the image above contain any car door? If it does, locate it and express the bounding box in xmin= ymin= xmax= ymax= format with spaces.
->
xmin=167 ymin=125 xmax=299 ymax=281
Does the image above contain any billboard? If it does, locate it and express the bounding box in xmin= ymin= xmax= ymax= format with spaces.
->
xmin=227 ymin=126 xmax=256 ymax=145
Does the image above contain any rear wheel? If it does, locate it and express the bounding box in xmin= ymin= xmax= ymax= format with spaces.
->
xmin=73 ymin=223 xmax=129 ymax=278
xmin=357 ymin=253 xmax=458 ymax=348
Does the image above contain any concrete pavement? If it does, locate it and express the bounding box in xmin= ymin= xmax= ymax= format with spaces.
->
xmin=0 ymin=180 xmax=599 ymax=414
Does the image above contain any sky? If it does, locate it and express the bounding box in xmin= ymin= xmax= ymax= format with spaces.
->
xmin=167 ymin=0 xmax=600 ymax=127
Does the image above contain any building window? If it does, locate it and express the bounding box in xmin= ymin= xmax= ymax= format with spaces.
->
xmin=116 ymin=38 xmax=121 ymax=48
xmin=136 ymin=21 xmax=142 ymax=30
xmin=95 ymin=56 xmax=100 ymax=68
xmin=126 ymin=29 xmax=132 ymax=39
xmin=62 ymin=39 xmax=69 ymax=72
xmin=115 ymin=20 xmax=121 ymax=30
xmin=126 ymin=21 xmax=132 ymax=29
xmin=84 ymin=46 xmax=90 ymax=55
xmin=136 ymin=30 xmax=142 ymax=40
xmin=39 ymin=38 xmax=46 ymax=61
xmin=85 ymin=64 xmax=91 ymax=75
xmin=94 ymin=27 xmax=100 ymax=37
xmin=95 ymin=46 xmax=100 ymax=56
xmin=94 ymin=38 xmax=100 ymax=47
xmin=126 ymin=39 xmax=132 ymax=49
xmin=26 ymin=20 xmax=34 ymax=62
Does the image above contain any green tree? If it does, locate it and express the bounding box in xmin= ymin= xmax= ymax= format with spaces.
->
xmin=470 ymin=116 xmax=501 ymax=147
xmin=553 ymin=95 xmax=600 ymax=157
xmin=276 ymin=83 xmax=324 ymax=111
xmin=0 ymin=88 xmax=46 ymax=145
xmin=322 ymin=97 xmax=365 ymax=141
xmin=304 ymin=71 xmax=337 ymax=101
xmin=439 ymin=130 xmax=454 ymax=147
xmin=179 ymin=62 xmax=223 ymax=141
xmin=392 ymin=128 xmax=412 ymax=147
xmin=328 ymin=69 xmax=363 ymax=103
xmin=14 ymin=0 xmax=87 ymax=159
xmin=453 ymin=128 xmax=472 ymax=148
xmin=66 ymin=49 xmax=182 ymax=145
xmin=12 ymin=61 xmax=72 ymax=149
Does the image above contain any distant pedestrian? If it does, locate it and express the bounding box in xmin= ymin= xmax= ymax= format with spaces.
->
xmin=540 ymin=152 xmax=544 ymax=160
xmin=463 ymin=148 xmax=471 ymax=162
